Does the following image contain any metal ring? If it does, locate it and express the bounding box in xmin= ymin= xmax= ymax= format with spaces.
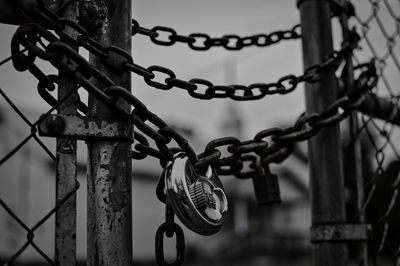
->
xmin=155 ymin=223 xmax=185 ymax=266
xmin=151 ymin=26 xmax=177 ymax=46
xmin=144 ymin=65 xmax=176 ymax=90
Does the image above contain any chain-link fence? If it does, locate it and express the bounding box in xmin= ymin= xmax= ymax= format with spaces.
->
xmin=0 ymin=74 xmax=79 ymax=265
xmin=346 ymin=0 xmax=400 ymax=265
xmin=0 ymin=0 xmax=399 ymax=265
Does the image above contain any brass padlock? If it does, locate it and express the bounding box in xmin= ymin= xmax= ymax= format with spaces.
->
xmin=163 ymin=152 xmax=228 ymax=235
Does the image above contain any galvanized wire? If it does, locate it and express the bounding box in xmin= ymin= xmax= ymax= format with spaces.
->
xmin=347 ymin=0 xmax=400 ymax=264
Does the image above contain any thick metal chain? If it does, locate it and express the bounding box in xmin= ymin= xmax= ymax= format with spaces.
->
xmin=193 ymin=61 xmax=378 ymax=177
xmin=135 ymin=30 xmax=359 ymax=100
xmin=25 ymin=0 xmax=361 ymax=102
xmin=10 ymin=1 xmax=376 ymax=177
xmin=132 ymin=0 xmax=355 ymax=50
xmin=10 ymin=19 xmax=378 ymax=179
xmin=132 ymin=19 xmax=301 ymax=51
xmin=8 ymin=2 xmax=377 ymax=265
xmin=155 ymin=203 xmax=185 ymax=266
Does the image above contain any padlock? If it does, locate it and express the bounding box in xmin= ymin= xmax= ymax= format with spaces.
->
xmin=252 ymin=165 xmax=281 ymax=205
xmin=163 ymin=152 xmax=228 ymax=235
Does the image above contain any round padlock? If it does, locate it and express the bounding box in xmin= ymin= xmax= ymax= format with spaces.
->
xmin=164 ymin=152 xmax=228 ymax=235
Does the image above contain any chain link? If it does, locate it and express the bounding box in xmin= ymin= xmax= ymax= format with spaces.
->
xmin=131 ymin=28 xmax=359 ymax=100
xmin=10 ymin=2 xmax=377 ymax=180
xmin=155 ymin=203 xmax=185 ymax=266
xmin=194 ymin=61 xmax=377 ymax=178
xmin=24 ymin=2 xmax=362 ymax=102
xmin=3 ymin=2 xmax=381 ymax=266
xmin=132 ymin=19 xmax=301 ymax=51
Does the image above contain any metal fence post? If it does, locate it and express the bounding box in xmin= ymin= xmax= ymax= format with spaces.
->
xmin=55 ymin=1 xmax=78 ymax=265
xmin=84 ymin=1 xmax=133 ymax=265
xmin=298 ymin=1 xmax=349 ymax=266
xmin=338 ymin=1 xmax=368 ymax=264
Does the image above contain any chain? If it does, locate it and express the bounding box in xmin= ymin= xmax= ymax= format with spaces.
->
xmin=10 ymin=1 xmax=377 ymax=179
xmin=133 ymin=26 xmax=358 ymax=100
xmin=10 ymin=19 xmax=378 ymax=179
xmin=127 ymin=28 xmax=358 ymax=100
xmin=7 ymin=2 xmax=378 ymax=266
xmin=155 ymin=203 xmax=185 ymax=266
xmin=116 ymin=27 xmax=358 ymax=101
xmin=131 ymin=19 xmax=301 ymax=51
xmin=20 ymin=0 xmax=361 ymax=102
xmin=11 ymin=21 xmax=197 ymax=164
xmin=193 ymin=60 xmax=377 ymax=177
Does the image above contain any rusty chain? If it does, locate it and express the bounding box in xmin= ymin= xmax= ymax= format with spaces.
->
xmin=11 ymin=19 xmax=377 ymax=179
xmin=193 ymin=60 xmax=377 ymax=177
xmin=155 ymin=203 xmax=185 ymax=266
xmin=132 ymin=19 xmax=301 ymax=51
xmin=127 ymin=27 xmax=357 ymax=100
xmin=9 ymin=0 xmax=376 ymax=177
xmin=132 ymin=0 xmax=355 ymax=51
xmin=5 ymin=1 xmax=378 ymax=265
xmin=20 ymin=0 xmax=361 ymax=102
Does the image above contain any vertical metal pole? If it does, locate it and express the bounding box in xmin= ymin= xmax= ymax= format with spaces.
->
xmin=299 ymin=1 xmax=349 ymax=266
xmin=338 ymin=2 xmax=368 ymax=264
xmin=85 ymin=1 xmax=133 ymax=265
xmin=55 ymin=1 xmax=78 ymax=265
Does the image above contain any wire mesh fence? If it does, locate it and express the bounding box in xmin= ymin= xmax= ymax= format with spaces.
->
xmin=0 ymin=63 xmax=82 ymax=265
xmin=347 ymin=0 xmax=400 ymax=265
xmin=0 ymin=0 xmax=399 ymax=266
xmin=0 ymin=88 xmax=73 ymax=265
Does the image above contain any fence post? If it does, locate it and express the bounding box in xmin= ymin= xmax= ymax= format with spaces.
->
xmin=55 ymin=1 xmax=78 ymax=265
xmin=84 ymin=1 xmax=133 ymax=265
xmin=298 ymin=1 xmax=349 ymax=266
xmin=338 ymin=1 xmax=368 ymax=264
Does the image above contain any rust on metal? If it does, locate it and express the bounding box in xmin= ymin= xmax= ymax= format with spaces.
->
xmin=0 ymin=0 xmax=55 ymax=25
xmin=84 ymin=0 xmax=133 ymax=265
xmin=55 ymin=0 xmax=79 ymax=265
xmin=310 ymin=224 xmax=369 ymax=242
xmin=39 ymin=114 xmax=133 ymax=141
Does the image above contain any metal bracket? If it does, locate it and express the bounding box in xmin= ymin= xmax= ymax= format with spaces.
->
xmin=38 ymin=114 xmax=133 ymax=142
xmin=310 ymin=224 xmax=369 ymax=243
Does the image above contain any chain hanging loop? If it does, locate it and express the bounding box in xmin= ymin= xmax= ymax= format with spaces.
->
xmin=155 ymin=203 xmax=185 ymax=266
xmin=131 ymin=19 xmax=301 ymax=51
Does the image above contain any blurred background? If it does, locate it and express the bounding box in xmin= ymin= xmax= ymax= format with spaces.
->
xmin=0 ymin=0 xmax=399 ymax=265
